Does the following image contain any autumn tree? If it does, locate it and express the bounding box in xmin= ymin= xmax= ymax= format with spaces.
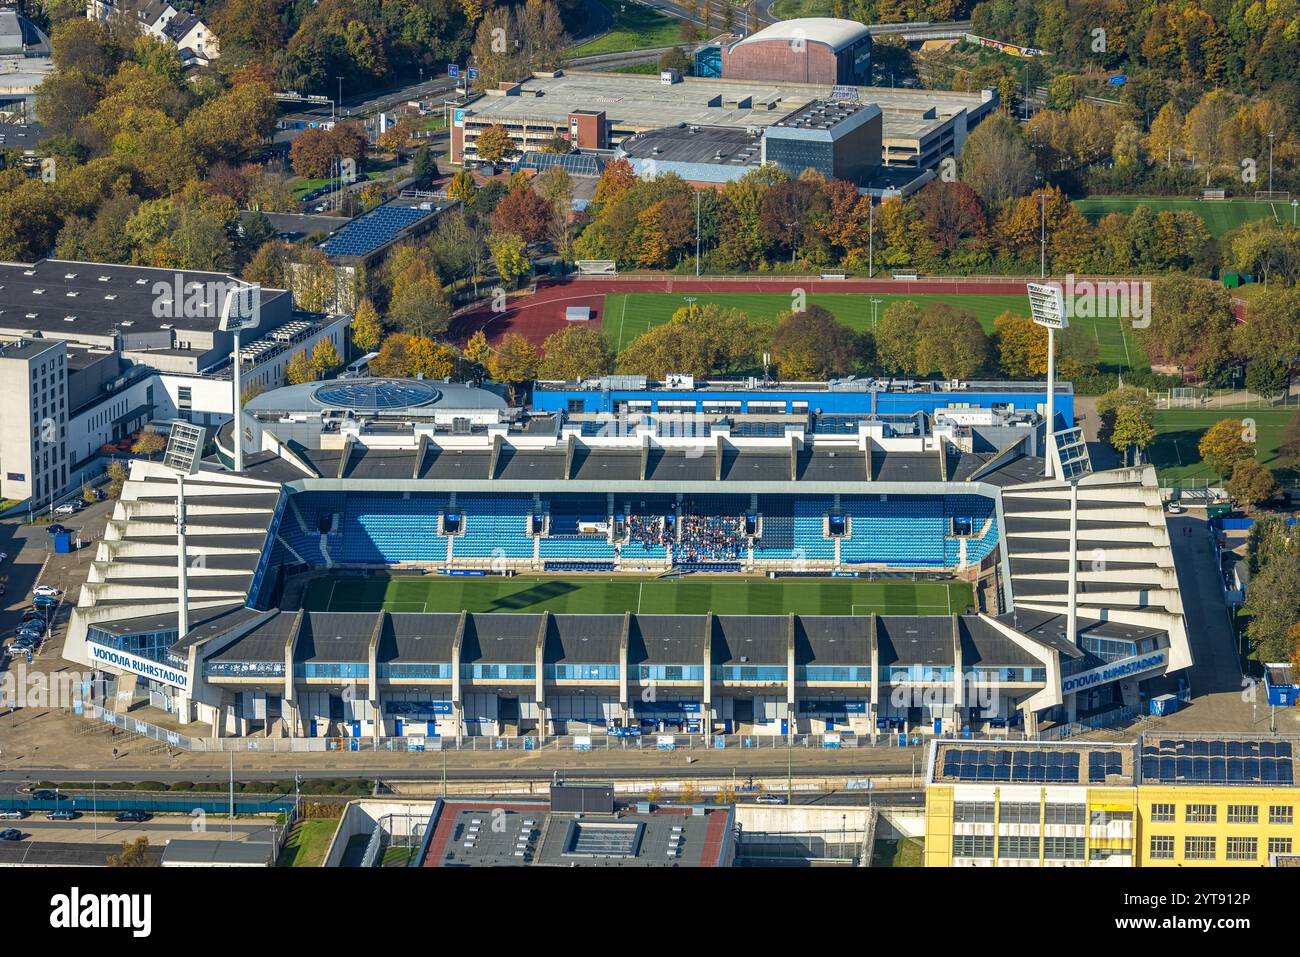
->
xmin=771 ymin=305 xmax=864 ymax=379
xmin=913 ymin=305 xmax=989 ymax=379
xmin=130 ymin=427 xmax=166 ymax=458
xmin=491 ymin=186 xmax=554 ymax=243
xmin=538 ymin=326 xmax=614 ymax=381
xmin=311 ymin=337 xmax=342 ymax=378
xmin=592 ymin=157 xmax=637 ymax=207
xmin=490 ymin=232 xmax=530 ymax=287
xmin=959 ymin=112 xmax=1036 ymax=208
xmin=286 ymin=349 xmax=314 ymax=384
xmin=351 ymin=297 xmax=383 ymax=354
xmin=406 ymin=336 xmax=457 ymax=379
xmin=1198 ymin=419 xmax=1255 ymax=479
xmin=993 ymin=311 xmax=1049 ymax=378
xmin=1096 ymin=385 xmax=1155 ymax=467
xmin=448 ymin=169 xmax=477 ymax=204
xmin=389 ymin=276 xmax=450 ymax=338
xmin=475 ymin=124 xmax=514 ymax=164
xmin=107 ymin=836 xmax=154 ymax=867
xmin=464 ymin=329 xmax=493 ymax=369
xmin=1143 ymin=276 xmax=1236 ymax=378
xmin=1226 ymin=458 xmax=1280 ymax=509
xmin=915 ymin=180 xmax=986 ymax=254
xmin=488 ymin=331 xmax=540 ymax=401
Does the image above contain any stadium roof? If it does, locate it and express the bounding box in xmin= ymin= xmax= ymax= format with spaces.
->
xmin=732 ymin=17 xmax=872 ymax=53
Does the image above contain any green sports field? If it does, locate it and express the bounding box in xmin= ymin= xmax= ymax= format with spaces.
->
xmin=602 ymin=291 xmax=1149 ymax=375
xmin=302 ymin=574 xmax=973 ymax=616
xmin=1149 ymin=408 xmax=1295 ymax=486
xmin=1073 ymin=197 xmax=1284 ymax=238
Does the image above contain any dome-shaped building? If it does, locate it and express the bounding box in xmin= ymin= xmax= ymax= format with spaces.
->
xmin=718 ymin=18 xmax=872 ymax=86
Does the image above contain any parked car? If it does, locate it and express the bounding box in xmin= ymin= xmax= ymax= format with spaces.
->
xmin=32 ymin=595 xmax=57 ymax=609
xmin=45 ymin=810 xmax=78 ymax=821
xmin=91 ymin=488 xmax=107 ymax=501
xmin=0 ymin=553 xmax=7 ymax=563
xmin=45 ymin=524 xmax=66 ymax=535
xmin=0 ymin=829 xmax=21 ymax=841
xmin=31 ymin=791 xmax=69 ymax=801
xmin=1166 ymin=501 xmax=1184 ymax=514
xmin=33 ymin=585 xmax=60 ymax=598
xmin=754 ymin=794 xmax=786 ymax=805
xmin=114 ymin=810 xmax=150 ymax=823
xmin=0 ymin=810 xmax=27 ymax=820
xmin=21 ymin=610 xmax=46 ymax=624
xmin=53 ymin=501 xmax=83 ymax=516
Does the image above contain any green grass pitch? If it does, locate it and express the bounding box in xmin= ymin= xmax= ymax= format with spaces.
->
xmin=302 ymin=574 xmax=974 ymax=617
xmin=1073 ymin=197 xmax=1283 ymax=238
xmin=1149 ymin=408 xmax=1296 ymax=486
xmin=602 ymin=291 xmax=1148 ymax=375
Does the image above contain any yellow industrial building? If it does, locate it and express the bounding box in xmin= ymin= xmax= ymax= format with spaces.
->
xmin=924 ymin=735 xmax=1297 ymax=867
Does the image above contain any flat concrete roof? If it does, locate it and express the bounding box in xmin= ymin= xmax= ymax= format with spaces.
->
xmin=464 ymin=72 xmax=991 ymax=144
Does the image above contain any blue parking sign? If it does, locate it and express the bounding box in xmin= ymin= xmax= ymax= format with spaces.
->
xmin=448 ymin=64 xmax=459 ymax=78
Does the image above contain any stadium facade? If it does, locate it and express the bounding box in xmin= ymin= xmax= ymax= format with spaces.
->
xmin=62 ymin=376 xmax=1191 ymax=744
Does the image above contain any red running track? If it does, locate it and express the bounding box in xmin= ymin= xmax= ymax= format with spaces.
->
xmin=448 ymin=275 xmax=1041 ymax=349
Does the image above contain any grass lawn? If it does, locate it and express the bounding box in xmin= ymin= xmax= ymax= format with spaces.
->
xmin=569 ymin=0 xmax=682 ymax=56
xmin=1073 ymin=197 xmax=1284 ymax=238
xmin=303 ymin=573 xmax=973 ymax=616
xmin=602 ymin=291 xmax=1149 ymax=375
xmin=1149 ymin=408 xmax=1296 ymax=486
xmin=276 ymin=819 xmax=339 ymax=867
xmin=771 ymin=0 xmax=833 ymax=16
xmin=872 ymin=836 xmax=924 ymax=867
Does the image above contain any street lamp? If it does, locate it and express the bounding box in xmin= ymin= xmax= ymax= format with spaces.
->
xmin=1027 ymin=282 xmax=1069 ymax=480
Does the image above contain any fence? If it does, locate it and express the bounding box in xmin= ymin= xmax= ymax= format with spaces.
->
xmin=89 ymin=708 xmax=1040 ymax=753
xmin=1038 ymin=705 xmax=1140 ymax=742
xmin=0 ymin=790 xmax=294 ymax=816
xmin=1154 ymin=387 xmax=1300 ymax=410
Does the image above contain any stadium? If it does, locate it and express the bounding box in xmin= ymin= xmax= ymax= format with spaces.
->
xmin=62 ymin=370 xmax=1192 ymax=745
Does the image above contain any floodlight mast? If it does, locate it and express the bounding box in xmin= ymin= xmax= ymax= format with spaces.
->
xmin=220 ymin=282 xmax=261 ymax=474
xmin=1026 ymin=282 xmax=1069 ymax=480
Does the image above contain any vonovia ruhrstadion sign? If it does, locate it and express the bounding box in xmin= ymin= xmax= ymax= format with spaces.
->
xmin=87 ymin=643 xmax=190 ymax=691
xmin=1061 ymin=652 xmax=1167 ymax=694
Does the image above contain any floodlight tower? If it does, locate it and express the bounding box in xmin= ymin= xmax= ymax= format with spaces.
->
xmin=162 ymin=423 xmax=205 ymax=640
xmin=219 ymin=282 xmax=261 ymax=474
xmin=1026 ymin=282 xmax=1068 ymax=480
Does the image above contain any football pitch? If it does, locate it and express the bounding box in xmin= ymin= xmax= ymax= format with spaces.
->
xmin=602 ymin=291 xmax=1148 ymax=375
xmin=301 ymin=574 xmax=974 ymax=617
xmin=1073 ymin=197 xmax=1283 ymax=238
xmin=1149 ymin=408 xmax=1295 ymax=485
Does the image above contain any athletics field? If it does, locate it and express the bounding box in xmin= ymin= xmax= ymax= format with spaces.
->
xmin=301 ymin=574 xmax=974 ymax=616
